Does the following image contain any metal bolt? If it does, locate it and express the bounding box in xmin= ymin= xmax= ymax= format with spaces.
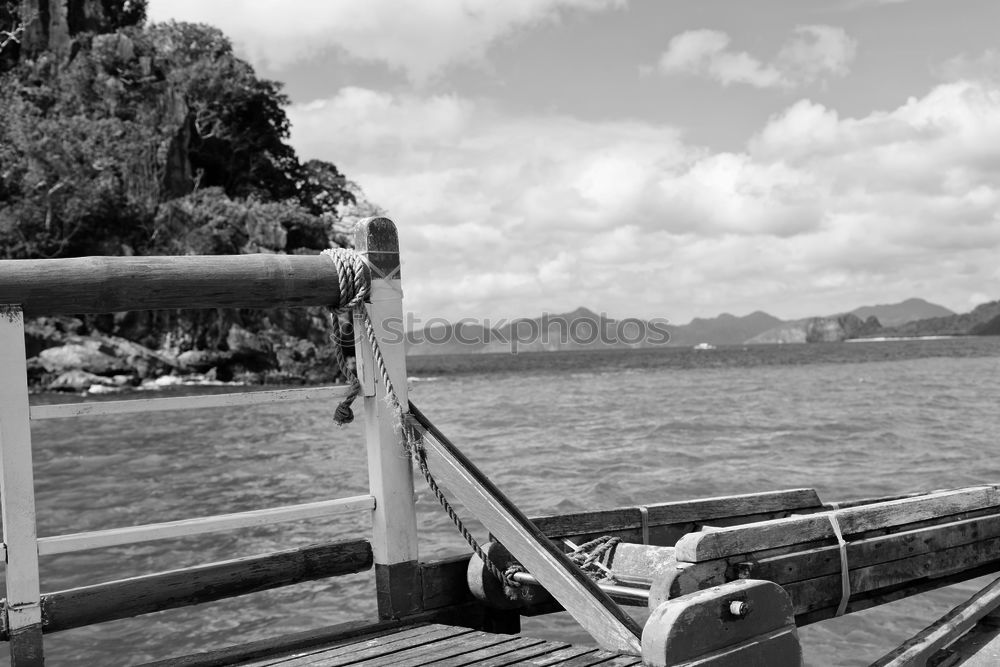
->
xmin=729 ymin=600 xmax=750 ymax=618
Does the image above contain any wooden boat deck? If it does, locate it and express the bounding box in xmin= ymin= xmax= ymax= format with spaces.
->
xmin=158 ymin=623 xmax=643 ymax=667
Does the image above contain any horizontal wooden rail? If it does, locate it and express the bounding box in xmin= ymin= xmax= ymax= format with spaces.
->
xmin=30 ymin=385 xmax=353 ymax=420
xmin=16 ymin=539 xmax=374 ymax=637
xmin=0 ymin=254 xmax=344 ymax=316
xmin=36 ymin=495 xmax=375 ymax=555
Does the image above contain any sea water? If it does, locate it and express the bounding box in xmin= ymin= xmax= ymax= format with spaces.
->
xmin=8 ymin=337 xmax=1000 ymax=665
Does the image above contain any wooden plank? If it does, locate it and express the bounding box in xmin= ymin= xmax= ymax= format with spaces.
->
xmin=29 ymin=385 xmax=352 ymax=421
xmin=426 ymin=636 xmax=554 ymax=667
xmin=675 ymin=486 xmax=1000 ymax=562
xmin=656 ymin=516 xmax=1000 ymax=619
xmin=37 ymin=539 xmax=372 ymax=634
xmin=0 ymin=306 xmax=45 ymax=665
xmin=524 ymin=646 xmax=609 ymax=666
xmin=237 ymin=623 xmax=423 ymax=667
xmin=242 ymin=625 xmax=458 ymax=667
xmin=794 ymin=562 xmax=1000 ymax=627
xmin=112 ymin=619 xmax=425 ymax=667
xmin=530 ymin=489 xmax=821 ymax=539
xmin=369 ymin=630 xmax=522 ymax=667
xmin=784 ymin=536 xmax=1000 ymax=617
xmin=749 ymin=512 xmax=1000 ymax=585
xmin=458 ymin=640 xmax=574 ymax=667
xmin=0 ymin=254 xmax=346 ymax=316
xmin=410 ymin=402 xmax=643 ymax=655
xmin=256 ymin=624 xmax=460 ymax=666
xmin=872 ymin=575 xmax=1000 ymax=666
xmin=555 ymin=651 xmax=642 ymax=666
xmin=356 ymin=218 xmax=421 ymax=619
xmin=143 ymin=605 xmax=505 ymax=667
xmin=273 ymin=624 xmax=473 ymax=666
xmin=36 ymin=495 xmax=374 ymax=555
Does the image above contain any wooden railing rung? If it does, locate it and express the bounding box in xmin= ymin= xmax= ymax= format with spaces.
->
xmin=20 ymin=539 xmax=374 ymax=637
xmin=30 ymin=385 xmax=353 ymax=420
xmin=0 ymin=254 xmax=345 ymax=316
xmin=36 ymin=495 xmax=375 ymax=555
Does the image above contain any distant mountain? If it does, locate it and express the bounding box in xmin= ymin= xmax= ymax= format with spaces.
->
xmin=864 ymin=300 xmax=1000 ymax=338
xmin=748 ymin=298 xmax=960 ymax=344
xmin=407 ymin=307 xmax=672 ymax=356
xmin=849 ymin=298 xmax=954 ymax=327
xmin=665 ymin=311 xmax=784 ymax=347
xmin=406 ymin=298 xmax=999 ymax=356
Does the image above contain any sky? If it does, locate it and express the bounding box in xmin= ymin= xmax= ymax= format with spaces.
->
xmin=146 ymin=0 xmax=1000 ymax=326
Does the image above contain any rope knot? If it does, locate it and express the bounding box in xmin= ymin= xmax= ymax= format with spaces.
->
xmin=503 ymin=564 xmax=525 ymax=588
xmin=322 ymin=248 xmax=371 ymax=426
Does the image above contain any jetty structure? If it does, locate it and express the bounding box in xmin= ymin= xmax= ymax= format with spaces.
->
xmin=2 ymin=218 xmax=1000 ymax=666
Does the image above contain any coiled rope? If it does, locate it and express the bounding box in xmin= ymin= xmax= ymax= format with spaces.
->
xmin=323 ymin=248 xmax=620 ymax=589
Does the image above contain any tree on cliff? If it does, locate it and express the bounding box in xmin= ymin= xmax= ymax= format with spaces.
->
xmin=0 ymin=0 xmax=358 ymax=260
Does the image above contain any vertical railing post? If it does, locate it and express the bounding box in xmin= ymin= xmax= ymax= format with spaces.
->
xmin=0 ymin=306 xmax=44 ymax=665
xmin=353 ymin=218 xmax=421 ymax=618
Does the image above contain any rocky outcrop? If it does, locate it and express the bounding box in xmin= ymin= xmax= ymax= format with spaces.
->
xmin=25 ymin=309 xmax=347 ymax=393
xmin=747 ymin=314 xmax=882 ymax=344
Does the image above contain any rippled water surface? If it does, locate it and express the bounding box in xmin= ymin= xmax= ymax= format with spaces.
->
xmin=8 ymin=338 xmax=1000 ymax=665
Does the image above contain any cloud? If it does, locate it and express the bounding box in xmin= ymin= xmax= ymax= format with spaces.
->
xmin=146 ymin=0 xmax=624 ymax=82
xmin=289 ymin=79 xmax=1000 ymax=322
xmin=653 ymin=25 xmax=857 ymax=89
xmin=937 ymin=49 xmax=1000 ymax=84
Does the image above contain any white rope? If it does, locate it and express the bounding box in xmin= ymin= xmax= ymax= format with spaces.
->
xmin=638 ymin=505 xmax=650 ymax=545
xmin=827 ymin=505 xmax=851 ymax=617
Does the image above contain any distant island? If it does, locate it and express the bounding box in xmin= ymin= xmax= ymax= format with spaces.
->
xmin=406 ymin=297 xmax=1000 ymax=356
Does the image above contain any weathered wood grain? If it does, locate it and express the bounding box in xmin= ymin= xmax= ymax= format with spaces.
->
xmin=641 ymin=579 xmax=800 ymax=667
xmin=0 ymin=254 xmax=346 ymax=316
xmin=871 ymin=575 xmax=1000 ymax=666
xmin=531 ymin=489 xmax=822 ymax=541
xmin=675 ymin=486 xmax=1000 ymax=562
xmin=784 ymin=536 xmax=1000 ymax=616
xmin=36 ymin=539 xmax=372 ymax=634
xmin=409 ymin=402 xmax=643 ymax=655
xmin=794 ymin=561 xmax=1000 ymax=627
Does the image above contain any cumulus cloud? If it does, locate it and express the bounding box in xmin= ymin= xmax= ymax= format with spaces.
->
xmin=146 ymin=0 xmax=623 ymax=82
xmin=937 ymin=49 xmax=1000 ymax=83
xmin=653 ymin=25 xmax=857 ymax=89
xmin=289 ymin=79 xmax=1000 ymax=322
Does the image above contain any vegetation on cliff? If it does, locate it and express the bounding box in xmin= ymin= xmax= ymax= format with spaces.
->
xmin=1 ymin=1 xmax=378 ymax=389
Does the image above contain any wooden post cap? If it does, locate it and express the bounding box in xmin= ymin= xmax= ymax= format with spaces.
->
xmin=467 ymin=542 xmax=554 ymax=610
xmin=641 ymin=579 xmax=802 ymax=667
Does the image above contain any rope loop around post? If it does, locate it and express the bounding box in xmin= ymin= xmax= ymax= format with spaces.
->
xmin=322 ymin=248 xmax=371 ymax=425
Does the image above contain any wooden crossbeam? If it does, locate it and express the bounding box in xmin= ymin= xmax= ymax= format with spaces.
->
xmin=25 ymin=539 xmax=373 ymax=637
xmin=36 ymin=495 xmax=375 ymax=555
xmin=0 ymin=254 xmax=345 ymax=316
xmin=872 ymin=575 xmax=1000 ymax=666
xmin=408 ymin=402 xmax=643 ymax=655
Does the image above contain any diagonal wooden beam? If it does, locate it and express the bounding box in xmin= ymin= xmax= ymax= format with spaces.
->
xmin=408 ymin=402 xmax=643 ymax=655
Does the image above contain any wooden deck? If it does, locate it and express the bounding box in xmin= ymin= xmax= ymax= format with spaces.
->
xmin=212 ymin=623 xmax=642 ymax=667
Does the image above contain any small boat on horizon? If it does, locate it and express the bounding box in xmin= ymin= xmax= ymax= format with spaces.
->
xmin=693 ymin=342 xmax=716 ymax=350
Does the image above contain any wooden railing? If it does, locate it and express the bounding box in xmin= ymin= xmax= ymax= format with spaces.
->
xmin=0 ymin=218 xmax=420 ymax=665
